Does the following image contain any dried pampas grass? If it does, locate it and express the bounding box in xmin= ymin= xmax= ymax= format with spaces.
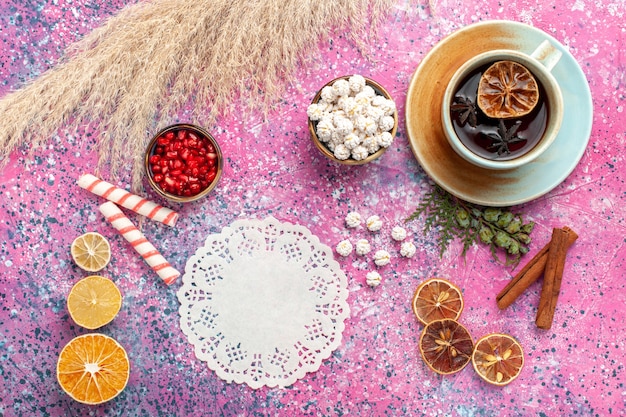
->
xmin=0 ymin=0 xmax=396 ymax=190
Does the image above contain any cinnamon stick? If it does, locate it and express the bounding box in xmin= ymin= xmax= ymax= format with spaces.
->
xmin=535 ymin=227 xmax=578 ymax=329
xmin=496 ymin=226 xmax=578 ymax=310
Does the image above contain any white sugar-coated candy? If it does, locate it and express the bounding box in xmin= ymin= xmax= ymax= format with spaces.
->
xmin=348 ymin=74 xmax=366 ymax=93
xmin=373 ymin=249 xmax=391 ymax=266
xmin=366 ymin=215 xmax=383 ymax=232
xmin=400 ymin=241 xmax=417 ymax=258
xmin=391 ymin=226 xmax=407 ymax=241
xmin=345 ymin=212 xmax=362 ymax=228
xmin=333 ymin=143 xmax=351 ymax=160
xmin=355 ymin=239 xmax=371 ymax=256
xmin=336 ymin=239 xmax=353 ymax=257
xmin=366 ymin=271 xmax=382 ymax=287
xmin=351 ymin=145 xmax=369 ymax=161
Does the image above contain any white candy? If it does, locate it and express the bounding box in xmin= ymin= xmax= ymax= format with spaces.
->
xmin=306 ymin=103 xmax=326 ymax=121
xmin=351 ymin=145 xmax=369 ymax=161
xmin=366 ymin=215 xmax=383 ymax=232
xmin=315 ymin=117 xmax=335 ymax=142
xmin=373 ymin=249 xmax=391 ymax=266
xmin=334 ymin=117 xmax=354 ymax=136
xmin=339 ymin=96 xmax=358 ymax=115
xmin=320 ymin=85 xmax=337 ymax=103
xmin=336 ymin=239 xmax=353 ymax=257
xmin=378 ymin=115 xmax=395 ymax=132
xmin=371 ymin=95 xmax=388 ymax=107
xmin=345 ymin=212 xmax=362 ymax=228
xmin=343 ymin=133 xmax=361 ymax=150
xmin=333 ymin=143 xmax=351 ymax=160
xmin=381 ymin=99 xmax=397 ymax=116
xmin=361 ymin=85 xmax=376 ymax=98
xmin=391 ymin=226 xmax=407 ymax=241
xmin=332 ymin=79 xmax=351 ymax=97
xmin=366 ymin=271 xmax=382 ymax=287
xmin=355 ymin=239 xmax=371 ymax=256
xmin=348 ymin=74 xmax=366 ymax=93
xmin=364 ymin=105 xmax=384 ymax=122
xmin=400 ymin=241 xmax=417 ymax=258
xmin=362 ymin=136 xmax=380 ymax=154
xmin=378 ymin=131 xmax=394 ymax=148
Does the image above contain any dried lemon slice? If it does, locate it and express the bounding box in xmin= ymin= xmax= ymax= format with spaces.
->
xmin=472 ymin=333 xmax=524 ymax=386
xmin=71 ymin=232 xmax=111 ymax=272
xmin=57 ymin=333 xmax=130 ymax=405
xmin=411 ymin=278 xmax=464 ymax=325
xmin=67 ymin=275 xmax=122 ymax=329
xmin=477 ymin=60 xmax=539 ymax=119
xmin=419 ymin=319 xmax=474 ymax=375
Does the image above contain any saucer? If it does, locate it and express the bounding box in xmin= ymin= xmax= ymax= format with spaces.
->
xmin=405 ymin=20 xmax=592 ymax=206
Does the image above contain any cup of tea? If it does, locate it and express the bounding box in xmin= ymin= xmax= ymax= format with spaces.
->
xmin=441 ymin=40 xmax=564 ymax=170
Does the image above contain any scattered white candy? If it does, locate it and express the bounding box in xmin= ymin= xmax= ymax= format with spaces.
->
xmin=400 ymin=241 xmax=417 ymax=258
xmin=345 ymin=212 xmax=361 ymax=228
xmin=336 ymin=240 xmax=353 ymax=257
xmin=366 ymin=215 xmax=383 ymax=232
xmin=355 ymin=239 xmax=371 ymax=256
xmin=366 ymin=271 xmax=382 ymax=287
xmin=391 ymin=226 xmax=407 ymax=241
xmin=373 ymin=249 xmax=391 ymax=266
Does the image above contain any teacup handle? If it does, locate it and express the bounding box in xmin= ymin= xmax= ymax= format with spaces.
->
xmin=531 ymin=40 xmax=562 ymax=72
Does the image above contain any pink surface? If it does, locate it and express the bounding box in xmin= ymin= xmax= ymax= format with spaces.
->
xmin=1 ymin=0 xmax=625 ymax=416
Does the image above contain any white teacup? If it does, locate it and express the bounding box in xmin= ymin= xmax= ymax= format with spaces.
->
xmin=442 ymin=40 xmax=564 ymax=170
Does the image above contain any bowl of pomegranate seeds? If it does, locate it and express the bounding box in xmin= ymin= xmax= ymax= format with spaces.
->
xmin=145 ymin=124 xmax=223 ymax=202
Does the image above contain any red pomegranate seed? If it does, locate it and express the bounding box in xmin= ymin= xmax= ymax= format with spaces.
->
xmin=150 ymin=127 xmax=219 ymax=197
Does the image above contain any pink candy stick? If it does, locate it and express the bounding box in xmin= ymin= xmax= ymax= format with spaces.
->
xmin=99 ymin=201 xmax=180 ymax=285
xmin=78 ymin=173 xmax=179 ymax=227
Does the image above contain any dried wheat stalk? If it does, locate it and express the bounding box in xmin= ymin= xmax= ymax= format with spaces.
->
xmin=0 ymin=0 xmax=396 ymax=191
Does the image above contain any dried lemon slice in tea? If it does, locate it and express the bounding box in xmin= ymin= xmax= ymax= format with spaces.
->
xmin=67 ymin=275 xmax=122 ymax=329
xmin=419 ymin=318 xmax=474 ymax=375
xmin=472 ymin=333 xmax=524 ymax=386
xmin=411 ymin=278 xmax=464 ymax=325
xmin=57 ymin=333 xmax=130 ymax=405
xmin=477 ymin=60 xmax=539 ymax=119
xmin=71 ymin=232 xmax=111 ymax=272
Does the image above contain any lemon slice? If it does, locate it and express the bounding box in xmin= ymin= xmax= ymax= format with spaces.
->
xmin=67 ymin=275 xmax=122 ymax=329
xmin=477 ymin=60 xmax=540 ymax=119
xmin=419 ymin=318 xmax=474 ymax=375
xmin=472 ymin=333 xmax=524 ymax=386
xmin=411 ymin=278 xmax=464 ymax=325
xmin=71 ymin=232 xmax=111 ymax=272
xmin=57 ymin=333 xmax=130 ymax=405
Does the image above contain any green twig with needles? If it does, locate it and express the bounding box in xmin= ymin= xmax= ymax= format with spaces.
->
xmin=406 ymin=184 xmax=535 ymax=267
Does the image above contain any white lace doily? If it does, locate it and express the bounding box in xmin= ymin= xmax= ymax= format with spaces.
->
xmin=177 ymin=217 xmax=350 ymax=389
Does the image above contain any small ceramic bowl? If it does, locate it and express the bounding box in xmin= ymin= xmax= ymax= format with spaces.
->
xmin=308 ymin=76 xmax=398 ymax=165
xmin=145 ymin=123 xmax=223 ymax=203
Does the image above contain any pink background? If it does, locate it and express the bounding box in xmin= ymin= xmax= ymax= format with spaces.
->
xmin=1 ymin=0 xmax=625 ymax=416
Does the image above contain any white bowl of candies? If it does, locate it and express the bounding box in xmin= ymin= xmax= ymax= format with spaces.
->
xmin=145 ymin=124 xmax=223 ymax=203
xmin=307 ymin=75 xmax=398 ymax=165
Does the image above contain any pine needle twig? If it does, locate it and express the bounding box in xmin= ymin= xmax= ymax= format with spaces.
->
xmin=406 ymin=184 xmax=535 ymax=267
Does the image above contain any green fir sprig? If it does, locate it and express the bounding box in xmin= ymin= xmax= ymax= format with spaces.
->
xmin=405 ymin=184 xmax=535 ymax=266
